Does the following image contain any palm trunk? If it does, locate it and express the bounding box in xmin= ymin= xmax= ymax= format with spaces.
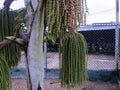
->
xmin=27 ymin=10 xmax=44 ymax=90
xmin=25 ymin=0 xmax=45 ymax=90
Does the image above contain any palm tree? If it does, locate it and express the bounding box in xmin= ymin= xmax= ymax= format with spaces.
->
xmin=0 ymin=0 xmax=87 ymax=90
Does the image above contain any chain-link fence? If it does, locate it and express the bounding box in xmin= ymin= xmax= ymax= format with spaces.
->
xmin=46 ymin=52 xmax=115 ymax=70
xmin=45 ymin=25 xmax=119 ymax=83
xmin=45 ymin=29 xmax=116 ymax=69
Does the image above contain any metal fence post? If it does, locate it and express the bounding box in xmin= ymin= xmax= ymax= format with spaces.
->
xmin=115 ymin=0 xmax=120 ymax=70
xmin=44 ymin=42 xmax=47 ymax=78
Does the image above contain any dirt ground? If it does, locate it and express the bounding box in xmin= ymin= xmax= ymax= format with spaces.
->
xmin=12 ymin=52 xmax=120 ymax=90
xmin=12 ymin=78 xmax=120 ymax=90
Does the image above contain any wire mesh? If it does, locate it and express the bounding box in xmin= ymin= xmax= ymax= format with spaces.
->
xmin=46 ymin=29 xmax=116 ymax=70
xmin=45 ymin=29 xmax=120 ymax=84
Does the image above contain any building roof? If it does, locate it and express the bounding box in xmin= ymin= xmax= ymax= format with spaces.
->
xmin=77 ymin=22 xmax=120 ymax=31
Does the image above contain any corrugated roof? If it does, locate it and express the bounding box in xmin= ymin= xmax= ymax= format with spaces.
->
xmin=77 ymin=22 xmax=120 ymax=31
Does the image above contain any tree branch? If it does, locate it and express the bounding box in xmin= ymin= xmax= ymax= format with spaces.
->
xmin=0 ymin=36 xmax=26 ymax=51
xmin=0 ymin=40 xmax=12 ymax=51
xmin=4 ymin=0 xmax=14 ymax=10
xmin=5 ymin=36 xmax=25 ymax=47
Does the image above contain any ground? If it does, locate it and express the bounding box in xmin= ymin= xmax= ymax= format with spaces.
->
xmin=11 ymin=52 xmax=120 ymax=90
xmin=12 ymin=78 xmax=120 ymax=90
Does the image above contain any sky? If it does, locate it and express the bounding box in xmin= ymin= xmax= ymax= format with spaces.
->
xmin=86 ymin=0 xmax=117 ymax=24
xmin=0 ymin=0 xmax=119 ymax=24
xmin=0 ymin=0 xmax=25 ymax=10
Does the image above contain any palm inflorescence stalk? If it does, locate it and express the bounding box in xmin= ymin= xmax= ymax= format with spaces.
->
xmin=45 ymin=0 xmax=87 ymax=88
xmin=0 ymin=9 xmax=20 ymax=67
xmin=0 ymin=56 xmax=12 ymax=90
